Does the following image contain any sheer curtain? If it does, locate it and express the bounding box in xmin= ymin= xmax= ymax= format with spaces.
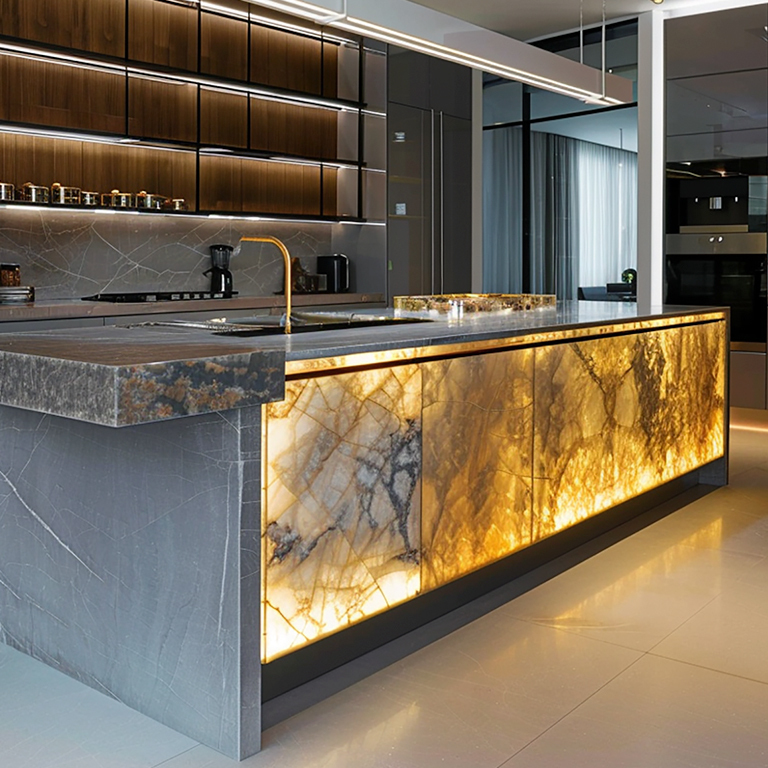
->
xmin=483 ymin=126 xmax=523 ymax=293
xmin=483 ymin=129 xmax=637 ymax=298
xmin=530 ymin=133 xmax=580 ymax=298
xmin=575 ymin=140 xmax=637 ymax=287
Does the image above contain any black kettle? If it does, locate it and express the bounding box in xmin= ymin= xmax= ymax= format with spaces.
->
xmin=204 ymin=244 xmax=234 ymax=296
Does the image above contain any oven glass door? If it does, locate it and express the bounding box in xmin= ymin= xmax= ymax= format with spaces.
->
xmin=666 ymin=254 xmax=767 ymax=345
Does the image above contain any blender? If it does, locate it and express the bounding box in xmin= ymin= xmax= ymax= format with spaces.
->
xmin=204 ymin=244 xmax=234 ymax=296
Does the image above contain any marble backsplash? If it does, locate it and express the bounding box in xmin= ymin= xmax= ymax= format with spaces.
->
xmin=0 ymin=209 xmax=380 ymax=301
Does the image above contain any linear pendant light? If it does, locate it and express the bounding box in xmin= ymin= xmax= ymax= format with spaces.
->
xmin=245 ymin=0 xmax=634 ymax=104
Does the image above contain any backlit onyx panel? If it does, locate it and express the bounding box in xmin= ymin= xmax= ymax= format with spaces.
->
xmin=532 ymin=321 xmax=726 ymax=539
xmin=262 ymin=318 xmax=727 ymax=661
xmin=263 ymin=365 xmax=422 ymax=662
xmin=421 ymin=349 xmax=534 ymax=591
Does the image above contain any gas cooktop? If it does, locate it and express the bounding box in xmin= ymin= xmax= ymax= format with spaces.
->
xmin=82 ymin=290 xmax=238 ymax=303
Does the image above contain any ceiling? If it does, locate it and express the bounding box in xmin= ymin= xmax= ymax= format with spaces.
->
xmin=409 ymin=0 xmax=714 ymax=41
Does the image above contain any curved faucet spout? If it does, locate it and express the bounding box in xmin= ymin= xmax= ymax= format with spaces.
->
xmin=237 ymin=236 xmax=292 ymax=334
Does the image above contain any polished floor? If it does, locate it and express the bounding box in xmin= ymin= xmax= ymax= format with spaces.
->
xmin=3 ymin=408 xmax=768 ymax=767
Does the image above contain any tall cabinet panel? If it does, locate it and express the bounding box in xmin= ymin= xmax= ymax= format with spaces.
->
xmin=441 ymin=115 xmax=473 ymax=293
xmin=665 ymin=4 xmax=768 ymax=409
xmin=387 ymin=47 xmax=472 ymax=303
xmin=387 ymin=103 xmax=432 ymax=298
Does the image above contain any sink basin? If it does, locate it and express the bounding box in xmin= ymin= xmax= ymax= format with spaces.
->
xmin=128 ymin=311 xmax=433 ymax=337
xmin=394 ymin=293 xmax=556 ymax=314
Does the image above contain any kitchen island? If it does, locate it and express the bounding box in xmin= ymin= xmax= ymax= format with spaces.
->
xmin=0 ymin=302 xmax=728 ymax=760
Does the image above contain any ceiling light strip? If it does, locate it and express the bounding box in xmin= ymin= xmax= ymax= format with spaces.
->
xmin=245 ymin=0 xmax=627 ymax=105
xmin=338 ymin=17 xmax=614 ymax=102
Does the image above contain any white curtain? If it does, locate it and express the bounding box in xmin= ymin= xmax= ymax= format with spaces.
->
xmin=483 ymin=126 xmax=523 ymax=293
xmin=483 ymin=129 xmax=637 ymax=297
xmin=574 ymin=139 xmax=637 ymax=287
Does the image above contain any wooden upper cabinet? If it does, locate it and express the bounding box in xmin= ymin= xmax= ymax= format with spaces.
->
xmin=0 ymin=0 xmax=125 ymax=57
xmin=251 ymin=25 xmax=323 ymax=95
xmin=250 ymin=97 xmax=338 ymax=160
xmin=128 ymin=75 xmax=197 ymax=143
xmin=128 ymin=0 xmax=198 ymax=72
xmin=200 ymin=12 xmax=248 ymax=82
xmin=323 ymin=42 xmax=339 ymax=100
xmin=200 ymin=88 xmax=248 ymax=149
xmin=0 ymin=54 xmax=126 ymax=134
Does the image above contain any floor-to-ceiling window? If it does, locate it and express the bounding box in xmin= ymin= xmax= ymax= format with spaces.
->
xmin=483 ymin=20 xmax=638 ymax=298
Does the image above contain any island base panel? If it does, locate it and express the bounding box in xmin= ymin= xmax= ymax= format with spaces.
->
xmin=0 ymin=404 xmax=263 ymax=760
xmin=262 ymin=317 xmax=727 ymax=663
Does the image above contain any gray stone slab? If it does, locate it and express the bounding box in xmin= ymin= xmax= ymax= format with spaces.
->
xmin=0 ymin=404 xmax=263 ymax=759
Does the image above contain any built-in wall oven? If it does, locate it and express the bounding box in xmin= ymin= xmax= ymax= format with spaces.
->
xmin=666 ymin=232 xmax=767 ymax=408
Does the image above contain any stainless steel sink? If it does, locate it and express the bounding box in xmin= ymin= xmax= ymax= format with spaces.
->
xmin=128 ymin=311 xmax=433 ymax=336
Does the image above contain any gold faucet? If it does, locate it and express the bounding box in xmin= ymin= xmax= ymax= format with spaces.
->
xmin=238 ymin=236 xmax=292 ymax=334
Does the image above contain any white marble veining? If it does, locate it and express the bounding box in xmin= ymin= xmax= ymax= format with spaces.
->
xmin=0 ymin=210 xmax=332 ymax=300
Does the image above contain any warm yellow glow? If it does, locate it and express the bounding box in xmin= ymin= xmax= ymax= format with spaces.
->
xmin=533 ymin=322 xmax=726 ymax=540
xmin=263 ymin=316 xmax=728 ymax=661
xmin=420 ymin=349 xmax=534 ymax=590
xmin=285 ymin=312 xmax=728 ymax=377
xmin=549 ymin=519 xmax=724 ymax=628
xmin=262 ymin=366 xmax=422 ymax=662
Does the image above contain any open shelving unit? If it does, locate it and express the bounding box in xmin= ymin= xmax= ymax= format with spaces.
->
xmin=0 ymin=0 xmax=386 ymax=221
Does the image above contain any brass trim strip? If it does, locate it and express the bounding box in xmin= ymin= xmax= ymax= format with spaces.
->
xmin=285 ymin=311 xmax=728 ymax=377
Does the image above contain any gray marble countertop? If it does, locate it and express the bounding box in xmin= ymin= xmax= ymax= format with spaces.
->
xmin=0 ymin=292 xmax=384 ymax=322
xmin=0 ymin=302 xmax=727 ymax=427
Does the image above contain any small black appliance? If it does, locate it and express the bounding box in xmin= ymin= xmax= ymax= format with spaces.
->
xmin=317 ymin=254 xmax=349 ymax=293
xmin=205 ymin=244 xmax=234 ymax=297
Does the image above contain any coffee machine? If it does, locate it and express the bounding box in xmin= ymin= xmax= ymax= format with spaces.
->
xmin=204 ymin=244 xmax=234 ymax=296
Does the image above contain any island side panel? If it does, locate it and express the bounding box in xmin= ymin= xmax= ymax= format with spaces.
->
xmin=420 ymin=348 xmax=535 ymax=591
xmin=0 ymin=404 xmax=263 ymax=760
xmin=262 ymin=365 xmax=422 ymax=662
xmin=533 ymin=321 xmax=727 ymax=540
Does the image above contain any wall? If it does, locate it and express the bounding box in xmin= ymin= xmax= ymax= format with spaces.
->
xmin=0 ymin=210 xmax=382 ymax=299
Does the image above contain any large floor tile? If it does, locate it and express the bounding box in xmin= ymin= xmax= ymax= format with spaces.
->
xmin=634 ymin=491 xmax=768 ymax=560
xmin=498 ymin=506 xmax=761 ymax=651
xmin=651 ymin=579 xmax=768 ymax=684
xmin=0 ymin=644 xmax=196 ymax=768
xmin=503 ymin=655 xmax=768 ymax=768
xmin=161 ymin=614 xmax=640 ymax=768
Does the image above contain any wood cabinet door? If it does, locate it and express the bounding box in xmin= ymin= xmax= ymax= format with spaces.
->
xmin=128 ymin=0 xmax=198 ymax=72
xmin=0 ymin=0 xmax=125 ymax=57
xmin=0 ymin=54 xmax=126 ymax=135
xmin=128 ymin=75 xmax=197 ymax=144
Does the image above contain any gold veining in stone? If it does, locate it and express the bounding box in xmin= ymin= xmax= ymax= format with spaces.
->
xmin=264 ymin=316 xmax=728 ymax=660
xmin=394 ymin=293 xmax=556 ymax=314
xmin=532 ymin=321 xmax=726 ymax=539
xmin=421 ymin=350 xmax=534 ymax=590
xmin=262 ymin=365 xmax=422 ymax=662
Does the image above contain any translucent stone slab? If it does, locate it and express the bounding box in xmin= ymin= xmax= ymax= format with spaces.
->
xmin=394 ymin=293 xmax=557 ymax=314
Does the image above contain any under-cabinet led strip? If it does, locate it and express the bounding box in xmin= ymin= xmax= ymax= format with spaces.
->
xmin=0 ymin=204 xmax=384 ymax=224
xmin=0 ymin=41 xmax=362 ymax=113
xmin=198 ymin=148 xmax=360 ymax=171
xmin=0 ymin=124 xmax=192 ymax=151
xmin=247 ymin=10 xmax=353 ymax=44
